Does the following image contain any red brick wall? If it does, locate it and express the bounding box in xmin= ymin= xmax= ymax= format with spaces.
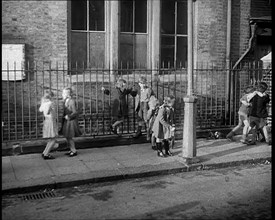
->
xmin=2 ymin=1 xmax=68 ymax=64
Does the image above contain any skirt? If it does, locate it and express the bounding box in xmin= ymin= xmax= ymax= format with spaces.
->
xmin=43 ymin=118 xmax=58 ymax=138
xmin=62 ymin=119 xmax=82 ymax=138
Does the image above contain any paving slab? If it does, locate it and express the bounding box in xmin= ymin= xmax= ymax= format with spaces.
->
xmin=1 ymin=136 xmax=272 ymax=195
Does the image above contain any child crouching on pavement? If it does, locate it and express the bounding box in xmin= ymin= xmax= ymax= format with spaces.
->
xmin=152 ymin=95 xmax=175 ymax=157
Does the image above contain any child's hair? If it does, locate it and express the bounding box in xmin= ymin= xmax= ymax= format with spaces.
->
xmin=258 ymin=82 xmax=268 ymax=91
xmin=42 ymin=90 xmax=54 ymax=102
xmin=138 ymin=76 xmax=147 ymax=85
xmin=63 ymin=87 xmax=73 ymax=97
xmin=148 ymin=95 xmax=160 ymax=109
xmin=116 ymin=78 xmax=126 ymax=89
xmin=244 ymin=85 xmax=255 ymax=94
xmin=163 ymin=95 xmax=175 ymax=105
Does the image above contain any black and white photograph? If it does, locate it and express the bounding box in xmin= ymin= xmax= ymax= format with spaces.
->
xmin=2 ymin=0 xmax=272 ymax=219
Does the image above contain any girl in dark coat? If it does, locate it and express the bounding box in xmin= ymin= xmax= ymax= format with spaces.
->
xmin=61 ymin=87 xmax=82 ymax=157
xmin=102 ymin=78 xmax=134 ymax=135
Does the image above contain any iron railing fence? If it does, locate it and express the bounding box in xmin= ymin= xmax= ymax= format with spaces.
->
xmin=1 ymin=61 xmax=272 ymax=142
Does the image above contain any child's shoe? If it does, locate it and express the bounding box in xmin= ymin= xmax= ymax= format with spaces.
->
xmin=240 ymin=134 xmax=248 ymax=144
xmin=226 ymin=131 xmax=234 ymax=141
xmin=246 ymin=140 xmax=256 ymax=145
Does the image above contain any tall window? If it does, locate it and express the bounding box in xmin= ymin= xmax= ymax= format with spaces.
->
xmin=71 ymin=0 xmax=105 ymax=68
xmin=161 ymin=0 xmax=187 ymax=68
xmin=120 ymin=0 xmax=147 ymax=68
xmin=121 ymin=0 xmax=147 ymax=33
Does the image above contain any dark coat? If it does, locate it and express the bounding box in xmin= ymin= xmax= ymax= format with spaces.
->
xmin=104 ymin=87 xmax=134 ymax=118
xmin=249 ymin=93 xmax=270 ymax=118
xmin=61 ymin=98 xmax=82 ymax=138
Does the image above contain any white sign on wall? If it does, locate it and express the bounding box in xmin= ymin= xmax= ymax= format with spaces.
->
xmin=2 ymin=44 xmax=26 ymax=81
xmin=260 ymin=52 xmax=272 ymax=69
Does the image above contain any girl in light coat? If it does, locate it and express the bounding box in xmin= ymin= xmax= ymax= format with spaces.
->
xmin=39 ymin=90 xmax=59 ymax=159
xmin=152 ymin=95 xmax=175 ymax=157
xmin=147 ymin=95 xmax=160 ymax=150
xmin=132 ymin=76 xmax=154 ymax=140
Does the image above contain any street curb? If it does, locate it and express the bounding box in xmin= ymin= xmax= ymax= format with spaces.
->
xmin=2 ymin=128 xmax=233 ymax=156
xmin=2 ymin=156 xmax=271 ymax=195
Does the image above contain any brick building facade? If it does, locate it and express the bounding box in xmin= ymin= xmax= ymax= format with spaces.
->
xmin=1 ymin=0 xmax=272 ymax=141
xmin=2 ymin=0 xmax=271 ymax=68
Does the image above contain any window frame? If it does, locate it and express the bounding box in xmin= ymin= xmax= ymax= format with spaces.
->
xmin=161 ymin=0 xmax=187 ymax=68
xmin=120 ymin=0 xmax=147 ymax=34
xmin=71 ymin=0 xmax=105 ymax=67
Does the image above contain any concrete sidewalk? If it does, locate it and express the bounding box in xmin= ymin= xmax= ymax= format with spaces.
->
xmin=2 ymin=136 xmax=271 ymax=195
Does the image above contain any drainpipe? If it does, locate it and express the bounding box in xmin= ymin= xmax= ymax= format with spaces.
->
xmin=225 ymin=0 xmax=232 ymax=122
xmin=228 ymin=22 xmax=256 ymax=124
xmin=232 ymin=23 xmax=257 ymax=69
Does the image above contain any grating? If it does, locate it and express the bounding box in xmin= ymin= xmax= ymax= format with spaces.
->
xmin=19 ymin=191 xmax=57 ymax=201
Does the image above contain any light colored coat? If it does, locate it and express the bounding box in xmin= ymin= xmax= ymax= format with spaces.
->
xmin=39 ymin=100 xmax=58 ymax=138
xmin=152 ymin=104 xmax=174 ymax=140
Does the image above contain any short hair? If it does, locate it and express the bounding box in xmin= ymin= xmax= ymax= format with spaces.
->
xmin=167 ymin=94 xmax=175 ymax=100
xmin=43 ymin=90 xmax=54 ymax=99
xmin=115 ymin=78 xmax=126 ymax=89
xmin=244 ymin=85 xmax=255 ymax=94
xmin=164 ymin=95 xmax=175 ymax=105
xmin=63 ymin=87 xmax=73 ymax=98
xmin=258 ymin=82 xmax=268 ymax=91
xmin=138 ymin=76 xmax=147 ymax=84
xmin=116 ymin=78 xmax=126 ymax=85
xmin=63 ymin=87 xmax=73 ymax=94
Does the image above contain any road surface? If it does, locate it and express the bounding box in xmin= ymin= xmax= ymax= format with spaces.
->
xmin=2 ymin=163 xmax=271 ymax=220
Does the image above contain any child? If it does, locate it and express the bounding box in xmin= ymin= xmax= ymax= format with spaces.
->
xmin=226 ymin=85 xmax=255 ymax=143
xmin=152 ymin=95 xmax=175 ymax=157
xmin=246 ymin=82 xmax=270 ymax=145
xmin=60 ymin=87 xmax=82 ymax=157
xmin=39 ymin=90 xmax=59 ymax=160
xmin=132 ymin=76 xmax=154 ymax=140
xmin=102 ymin=78 xmax=134 ymax=136
xmin=147 ymin=95 xmax=160 ymax=150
